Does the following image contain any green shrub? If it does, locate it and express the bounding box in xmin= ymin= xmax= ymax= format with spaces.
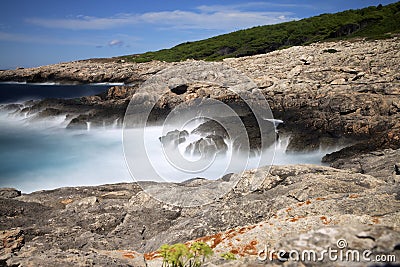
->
xmin=121 ymin=2 xmax=400 ymax=63
xmin=159 ymin=241 xmax=213 ymax=267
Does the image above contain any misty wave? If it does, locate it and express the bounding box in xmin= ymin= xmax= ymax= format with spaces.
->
xmin=0 ymin=112 xmax=131 ymax=193
xmin=0 ymin=110 xmax=344 ymax=193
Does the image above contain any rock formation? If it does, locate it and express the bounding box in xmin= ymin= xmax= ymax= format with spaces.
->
xmin=1 ymin=38 xmax=398 ymax=156
xmin=1 ymin=165 xmax=399 ymax=266
xmin=0 ymin=38 xmax=399 ymax=266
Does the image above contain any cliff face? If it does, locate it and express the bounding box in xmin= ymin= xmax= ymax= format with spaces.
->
xmin=0 ymin=38 xmax=399 ymax=266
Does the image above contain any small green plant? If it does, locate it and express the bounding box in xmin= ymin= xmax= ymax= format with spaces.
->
xmin=220 ymin=252 xmax=237 ymax=261
xmin=190 ymin=242 xmax=213 ymax=266
xmin=159 ymin=241 xmax=213 ymax=267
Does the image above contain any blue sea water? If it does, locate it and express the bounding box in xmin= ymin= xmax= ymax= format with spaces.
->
xmin=0 ymin=83 xmax=131 ymax=192
xmin=0 ymin=82 xmax=117 ymax=103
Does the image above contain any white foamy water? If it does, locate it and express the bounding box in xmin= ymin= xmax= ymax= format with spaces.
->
xmin=0 ymin=112 xmax=131 ymax=193
xmin=0 ymin=111 xmax=344 ymax=193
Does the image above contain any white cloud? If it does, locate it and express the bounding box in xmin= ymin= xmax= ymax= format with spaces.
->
xmin=196 ymin=2 xmax=311 ymax=13
xmin=108 ymin=39 xmax=123 ymax=47
xmin=26 ymin=3 xmax=298 ymax=31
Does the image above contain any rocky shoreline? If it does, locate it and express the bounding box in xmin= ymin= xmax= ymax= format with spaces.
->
xmin=0 ymin=38 xmax=400 ymax=266
xmin=1 ymin=164 xmax=400 ymax=266
xmin=1 ymin=38 xmax=399 ymax=155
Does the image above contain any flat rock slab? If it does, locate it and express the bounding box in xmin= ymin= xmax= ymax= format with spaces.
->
xmin=0 ymin=165 xmax=399 ymax=266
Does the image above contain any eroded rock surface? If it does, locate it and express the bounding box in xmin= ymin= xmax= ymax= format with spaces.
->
xmin=0 ymin=165 xmax=399 ymax=266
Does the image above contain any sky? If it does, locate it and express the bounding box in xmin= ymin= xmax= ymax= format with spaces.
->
xmin=0 ymin=0 xmax=397 ymax=69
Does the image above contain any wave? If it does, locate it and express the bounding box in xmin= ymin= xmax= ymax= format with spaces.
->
xmin=0 ymin=110 xmax=345 ymax=193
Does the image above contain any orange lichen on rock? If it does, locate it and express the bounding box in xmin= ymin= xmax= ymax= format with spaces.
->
xmin=242 ymin=240 xmax=258 ymax=256
xmin=349 ymin=194 xmax=360 ymax=199
xmin=116 ymin=250 xmax=140 ymax=260
xmin=297 ymin=199 xmax=311 ymax=206
xmin=193 ymin=224 xmax=260 ymax=255
xmin=371 ymin=217 xmax=380 ymax=224
xmin=286 ymin=216 xmax=305 ymax=222
xmin=315 ymin=197 xmax=326 ymax=201
xmin=238 ymin=225 xmax=256 ymax=234
xmin=230 ymin=248 xmax=239 ymax=254
xmin=123 ymin=253 xmax=135 ymax=259
xmin=195 ymin=232 xmax=224 ymax=249
xmin=320 ymin=216 xmax=331 ymax=225
xmin=144 ymin=251 xmax=160 ymax=261
xmin=229 ymin=240 xmax=259 ymax=257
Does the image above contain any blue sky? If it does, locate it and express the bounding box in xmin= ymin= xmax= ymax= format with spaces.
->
xmin=0 ymin=0 xmax=397 ymax=69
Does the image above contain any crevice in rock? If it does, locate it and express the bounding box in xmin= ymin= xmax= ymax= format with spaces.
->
xmin=287 ymin=194 xmax=302 ymax=202
xmin=170 ymin=84 xmax=188 ymax=95
xmin=356 ymin=235 xmax=376 ymax=242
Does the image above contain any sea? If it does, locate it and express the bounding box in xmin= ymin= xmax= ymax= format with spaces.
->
xmin=0 ymin=83 xmax=343 ymax=193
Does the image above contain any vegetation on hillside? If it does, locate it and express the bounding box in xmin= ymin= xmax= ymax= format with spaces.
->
xmin=122 ymin=2 xmax=400 ymax=63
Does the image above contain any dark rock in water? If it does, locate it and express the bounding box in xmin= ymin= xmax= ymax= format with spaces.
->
xmin=66 ymin=114 xmax=90 ymax=130
xmin=192 ymin=120 xmax=228 ymax=138
xmin=159 ymin=129 xmax=189 ymax=146
xmin=33 ymin=107 xmax=63 ymax=119
xmin=0 ymin=188 xmax=21 ymax=199
xmin=184 ymin=136 xmax=227 ymax=156
xmin=282 ymin=130 xmax=353 ymax=153
xmin=0 ymin=103 xmax=23 ymax=112
xmin=192 ymin=116 xmax=276 ymax=151
xmin=206 ymin=134 xmax=228 ymax=152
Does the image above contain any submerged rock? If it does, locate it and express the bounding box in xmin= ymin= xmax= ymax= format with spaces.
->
xmin=159 ymin=129 xmax=189 ymax=146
